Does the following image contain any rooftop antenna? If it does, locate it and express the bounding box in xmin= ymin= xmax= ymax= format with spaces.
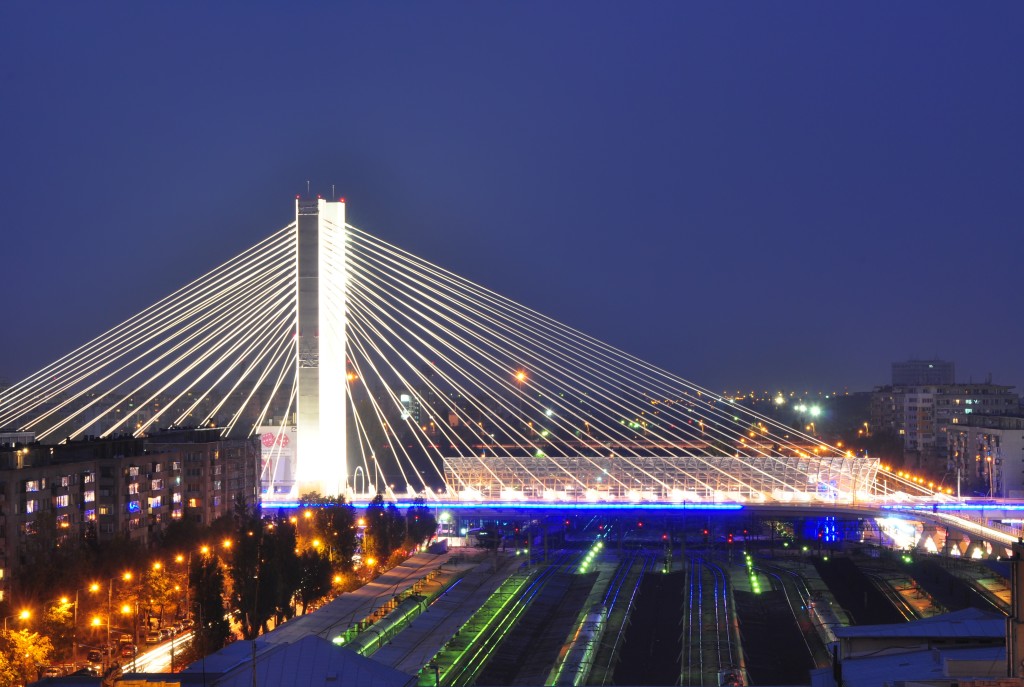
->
xmin=331 ymin=184 xmax=336 ymax=199
xmin=306 ymin=180 xmax=311 ymax=196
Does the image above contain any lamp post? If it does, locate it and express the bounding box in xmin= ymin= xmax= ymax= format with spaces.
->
xmin=174 ymin=554 xmax=186 ymax=618
xmin=120 ymin=602 xmax=137 ymax=647
xmin=49 ymin=594 xmax=80 ymax=667
xmin=515 ymin=370 xmax=527 ymax=425
xmin=94 ymin=571 xmax=134 ymax=652
xmin=69 ymin=593 xmax=79 ymax=667
xmin=2 ymin=609 xmax=30 ymax=632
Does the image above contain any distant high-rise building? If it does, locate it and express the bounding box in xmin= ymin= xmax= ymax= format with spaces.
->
xmin=948 ymin=414 xmax=1024 ymax=498
xmin=892 ymin=359 xmax=955 ymax=386
xmin=871 ymin=381 xmax=1019 ymax=475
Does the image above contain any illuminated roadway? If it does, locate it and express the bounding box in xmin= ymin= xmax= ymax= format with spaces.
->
xmin=122 ymin=632 xmax=192 ymax=674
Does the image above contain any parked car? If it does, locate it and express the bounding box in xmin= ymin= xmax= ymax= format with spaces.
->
xmin=160 ymin=627 xmax=173 ymax=640
xmin=41 ymin=666 xmax=62 ymax=678
xmin=86 ymin=645 xmax=114 ymax=663
xmin=145 ymin=630 xmax=161 ymax=645
xmin=120 ymin=643 xmax=138 ymax=658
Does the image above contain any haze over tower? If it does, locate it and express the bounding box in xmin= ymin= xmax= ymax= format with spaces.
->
xmin=294 ymin=196 xmax=347 ymax=499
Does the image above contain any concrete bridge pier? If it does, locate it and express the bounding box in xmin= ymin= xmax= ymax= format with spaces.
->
xmin=917 ymin=523 xmax=947 ymax=554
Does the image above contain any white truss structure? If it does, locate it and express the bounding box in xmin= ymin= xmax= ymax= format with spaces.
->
xmin=0 ymin=200 xmax=938 ymax=504
xmin=444 ymin=454 xmax=879 ymax=504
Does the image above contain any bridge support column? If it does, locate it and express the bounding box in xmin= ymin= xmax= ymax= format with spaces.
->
xmin=294 ymin=197 xmax=347 ymax=499
xmin=917 ymin=524 xmax=946 ymax=555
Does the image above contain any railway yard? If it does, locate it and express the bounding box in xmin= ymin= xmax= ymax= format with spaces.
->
xmin=285 ymin=516 xmax=1011 ymax=687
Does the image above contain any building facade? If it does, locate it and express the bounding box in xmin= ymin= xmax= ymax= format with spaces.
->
xmin=947 ymin=415 xmax=1024 ymax=498
xmin=891 ymin=359 xmax=955 ymax=386
xmin=871 ymin=383 xmax=1019 ymax=473
xmin=0 ymin=430 xmax=259 ymax=603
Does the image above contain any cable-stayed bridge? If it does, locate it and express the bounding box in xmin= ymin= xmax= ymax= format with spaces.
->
xmin=0 ymin=198 xmax=941 ymax=511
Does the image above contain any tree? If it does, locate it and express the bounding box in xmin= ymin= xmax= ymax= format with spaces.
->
xmin=304 ymin=494 xmax=358 ymax=570
xmin=228 ymin=505 xmax=272 ymax=640
xmin=295 ymin=549 xmax=333 ymax=616
xmin=363 ymin=495 xmax=406 ymax=566
xmin=385 ymin=503 xmax=406 ymax=556
xmin=156 ymin=517 xmax=204 ymax=554
xmin=263 ymin=516 xmax=301 ymax=627
xmin=0 ymin=630 xmax=54 ymax=686
xmin=190 ymin=553 xmax=230 ymax=655
xmin=405 ymin=498 xmax=437 ymax=548
xmin=140 ymin=563 xmax=180 ymax=631
xmin=40 ymin=598 xmax=74 ymax=661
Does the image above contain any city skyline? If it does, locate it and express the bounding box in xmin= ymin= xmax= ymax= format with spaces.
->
xmin=1 ymin=4 xmax=1022 ymax=394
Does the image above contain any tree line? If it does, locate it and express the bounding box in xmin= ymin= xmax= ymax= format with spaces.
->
xmin=0 ymin=493 xmax=438 ymax=681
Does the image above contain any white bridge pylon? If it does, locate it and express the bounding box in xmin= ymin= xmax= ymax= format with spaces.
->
xmin=0 ymin=198 xmax=939 ymax=505
xmin=294 ymin=197 xmax=347 ymax=500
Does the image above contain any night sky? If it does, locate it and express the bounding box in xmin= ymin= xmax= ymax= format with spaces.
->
xmin=2 ymin=4 xmax=1021 ymax=395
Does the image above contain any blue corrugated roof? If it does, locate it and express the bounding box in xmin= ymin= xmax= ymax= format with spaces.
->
xmin=835 ymin=607 xmax=1005 ymax=639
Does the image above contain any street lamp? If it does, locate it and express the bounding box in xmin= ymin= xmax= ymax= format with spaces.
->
xmin=2 ymin=609 xmax=30 ymax=632
xmin=95 ymin=571 xmax=134 ymax=651
xmin=47 ymin=594 xmax=81 ymax=667
xmin=120 ymin=601 xmax=140 ymax=648
xmin=515 ymin=370 xmax=527 ymax=420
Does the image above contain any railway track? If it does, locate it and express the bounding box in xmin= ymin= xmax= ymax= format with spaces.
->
xmin=862 ymin=570 xmax=920 ymax=621
xmin=751 ymin=560 xmax=830 ymax=668
xmin=757 ymin=561 xmax=835 ymax=667
xmin=589 ymin=550 xmax=656 ymax=685
xmin=681 ymin=554 xmax=738 ymax=687
xmin=430 ymin=551 xmax=581 ymax=686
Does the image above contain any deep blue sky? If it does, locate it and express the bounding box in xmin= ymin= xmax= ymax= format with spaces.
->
xmin=1 ymin=4 xmax=1021 ymax=394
